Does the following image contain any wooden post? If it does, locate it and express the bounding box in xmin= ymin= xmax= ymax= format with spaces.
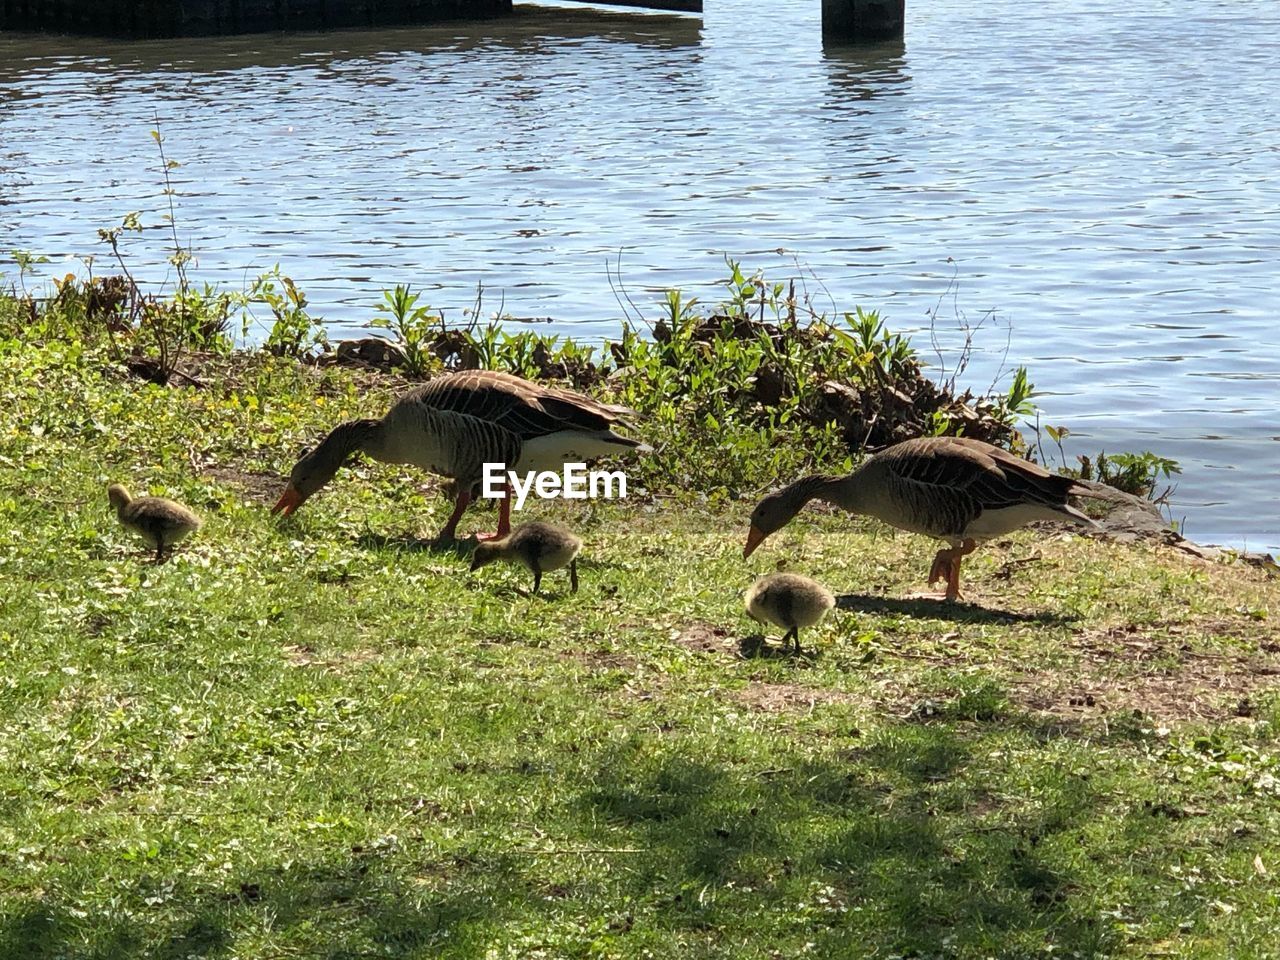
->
xmin=822 ymin=0 xmax=905 ymax=43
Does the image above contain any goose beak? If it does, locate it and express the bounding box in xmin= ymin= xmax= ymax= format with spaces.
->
xmin=743 ymin=525 xmax=767 ymax=559
xmin=272 ymin=485 xmax=304 ymax=517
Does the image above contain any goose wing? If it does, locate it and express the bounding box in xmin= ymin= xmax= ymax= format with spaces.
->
xmin=879 ymin=437 xmax=1082 ymax=537
xmin=411 ymin=369 xmax=636 ymax=440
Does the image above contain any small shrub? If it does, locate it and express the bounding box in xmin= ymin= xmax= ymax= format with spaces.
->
xmin=369 ymin=284 xmax=441 ymax=377
xmin=322 ymin=261 xmax=1038 ymax=497
xmin=1076 ymin=450 xmax=1181 ymax=500
xmin=247 ymin=268 xmax=327 ymax=358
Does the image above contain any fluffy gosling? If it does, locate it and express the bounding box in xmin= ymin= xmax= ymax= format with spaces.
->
xmin=744 ymin=572 xmax=835 ymax=655
xmin=470 ymin=521 xmax=582 ymax=594
xmin=107 ymin=483 xmax=202 ymax=564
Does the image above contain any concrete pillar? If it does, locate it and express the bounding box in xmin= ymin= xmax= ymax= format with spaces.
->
xmin=822 ymin=0 xmax=905 ymax=43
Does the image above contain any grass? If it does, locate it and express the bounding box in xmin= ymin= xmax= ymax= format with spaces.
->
xmin=1 ymin=329 xmax=1279 ymax=959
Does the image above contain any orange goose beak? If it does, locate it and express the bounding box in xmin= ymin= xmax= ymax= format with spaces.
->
xmin=743 ymin=525 xmax=767 ymax=559
xmin=272 ymin=485 xmax=305 ymax=517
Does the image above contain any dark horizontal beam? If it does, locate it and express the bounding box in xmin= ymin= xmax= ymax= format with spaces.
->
xmin=0 ymin=0 xmax=514 ymax=37
xmin=548 ymin=0 xmax=702 ymax=12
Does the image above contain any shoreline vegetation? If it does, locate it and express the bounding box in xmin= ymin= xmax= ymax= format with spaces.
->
xmin=3 ymin=249 xmax=1280 ymax=957
xmin=8 ymin=242 xmax=1262 ymax=562
xmin=4 ymin=250 xmax=1189 ymax=499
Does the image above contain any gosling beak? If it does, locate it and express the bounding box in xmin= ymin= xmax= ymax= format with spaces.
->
xmin=743 ymin=525 xmax=767 ymax=559
xmin=271 ymin=485 xmax=305 ymax=517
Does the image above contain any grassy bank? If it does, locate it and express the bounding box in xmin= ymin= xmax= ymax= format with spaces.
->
xmin=2 ymin=278 xmax=1279 ymax=958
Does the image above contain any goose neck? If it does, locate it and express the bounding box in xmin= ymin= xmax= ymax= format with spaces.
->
xmin=804 ymin=470 xmax=871 ymax=514
xmin=319 ymin=418 xmax=383 ymax=465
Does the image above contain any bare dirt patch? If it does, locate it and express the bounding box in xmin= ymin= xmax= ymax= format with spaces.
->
xmin=1007 ymin=623 xmax=1280 ymax=723
xmin=203 ymin=464 xmax=284 ymax=505
xmin=670 ymin=621 xmax=742 ymax=657
xmin=671 ymin=620 xmax=823 ymax=662
xmin=556 ymin=647 xmax=640 ymax=672
xmin=281 ymin=643 xmax=381 ymax=671
xmin=732 ymin=682 xmax=867 ymax=714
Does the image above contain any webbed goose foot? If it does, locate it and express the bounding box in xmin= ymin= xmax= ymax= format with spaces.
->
xmin=904 ymin=558 xmax=961 ymax=602
xmin=924 ymin=539 xmax=977 ymax=602
xmin=491 ymin=493 xmax=514 ymax=540
xmin=468 ymin=485 xmax=514 ymax=542
xmin=927 ymin=548 xmax=953 ymax=586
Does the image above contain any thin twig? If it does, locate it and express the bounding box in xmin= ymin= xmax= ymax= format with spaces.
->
xmin=607 ymin=247 xmax=649 ymax=332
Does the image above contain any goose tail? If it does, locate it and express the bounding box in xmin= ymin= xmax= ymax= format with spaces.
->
xmin=1061 ymin=500 xmax=1102 ymax=530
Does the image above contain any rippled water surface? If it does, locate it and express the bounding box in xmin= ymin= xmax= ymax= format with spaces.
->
xmin=1 ymin=0 xmax=1277 ymax=552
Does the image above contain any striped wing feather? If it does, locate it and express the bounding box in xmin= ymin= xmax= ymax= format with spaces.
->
xmin=410 ymin=370 xmax=635 ymax=439
xmin=392 ymin=369 xmax=640 ymax=486
xmin=881 ymin=437 xmax=1081 ymax=538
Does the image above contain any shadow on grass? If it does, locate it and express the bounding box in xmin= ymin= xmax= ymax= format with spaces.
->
xmin=738 ymin=632 xmax=811 ymax=661
xmin=0 ymin=724 xmax=1120 ymax=957
xmin=580 ymin=722 xmax=1112 ymax=956
xmin=836 ymin=592 xmax=1077 ymax=625
xmin=0 ymin=853 xmax=492 ymax=959
xmin=356 ymin=531 xmax=628 ymax=574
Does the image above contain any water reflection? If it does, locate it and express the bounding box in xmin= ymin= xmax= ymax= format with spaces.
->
xmin=821 ymin=39 xmax=909 ymax=111
xmin=0 ymin=7 xmax=701 ymax=82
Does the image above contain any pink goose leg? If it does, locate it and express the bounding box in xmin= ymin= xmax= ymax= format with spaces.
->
xmin=437 ymin=489 xmax=472 ymax=541
xmin=473 ymin=485 xmax=512 ymax=541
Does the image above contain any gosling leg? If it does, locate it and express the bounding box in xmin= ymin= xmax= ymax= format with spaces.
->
xmin=787 ymin=626 xmax=801 ymax=656
xmin=569 ymin=558 xmax=578 ymax=594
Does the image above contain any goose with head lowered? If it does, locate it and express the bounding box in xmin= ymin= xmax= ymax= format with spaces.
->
xmin=744 ymin=436 xmax=1104 ymax=602
xmin=272 ymin=369 xmax=645 ymax=540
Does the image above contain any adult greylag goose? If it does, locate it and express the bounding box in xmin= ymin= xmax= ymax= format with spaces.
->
xmin=470 ymin=521 xmax=583 ymax=594
xmin=745 ymin=572 xmax=835 ymax=654
xmin=744 ymin=436 xmax=1103 ymax=602
xmin=107 ymin=483 xmax=202 ymax=563
xmin=272 ymin=369 xmax=644 ymax=540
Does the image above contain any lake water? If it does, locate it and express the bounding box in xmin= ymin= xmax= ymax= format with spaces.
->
xmin=1 ymin=0 xmax=1277 ymax=554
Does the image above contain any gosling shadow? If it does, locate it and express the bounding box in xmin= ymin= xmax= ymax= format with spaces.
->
xmin=572 ymin=555 xmax=627 ymax=573
xmin=471 ymin=580 xmax=579 ymax=602
xmin=835 ymin=593 xmax=1076 ymax=626
xmin=737 ymin=633 xmax=813 ymax=662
